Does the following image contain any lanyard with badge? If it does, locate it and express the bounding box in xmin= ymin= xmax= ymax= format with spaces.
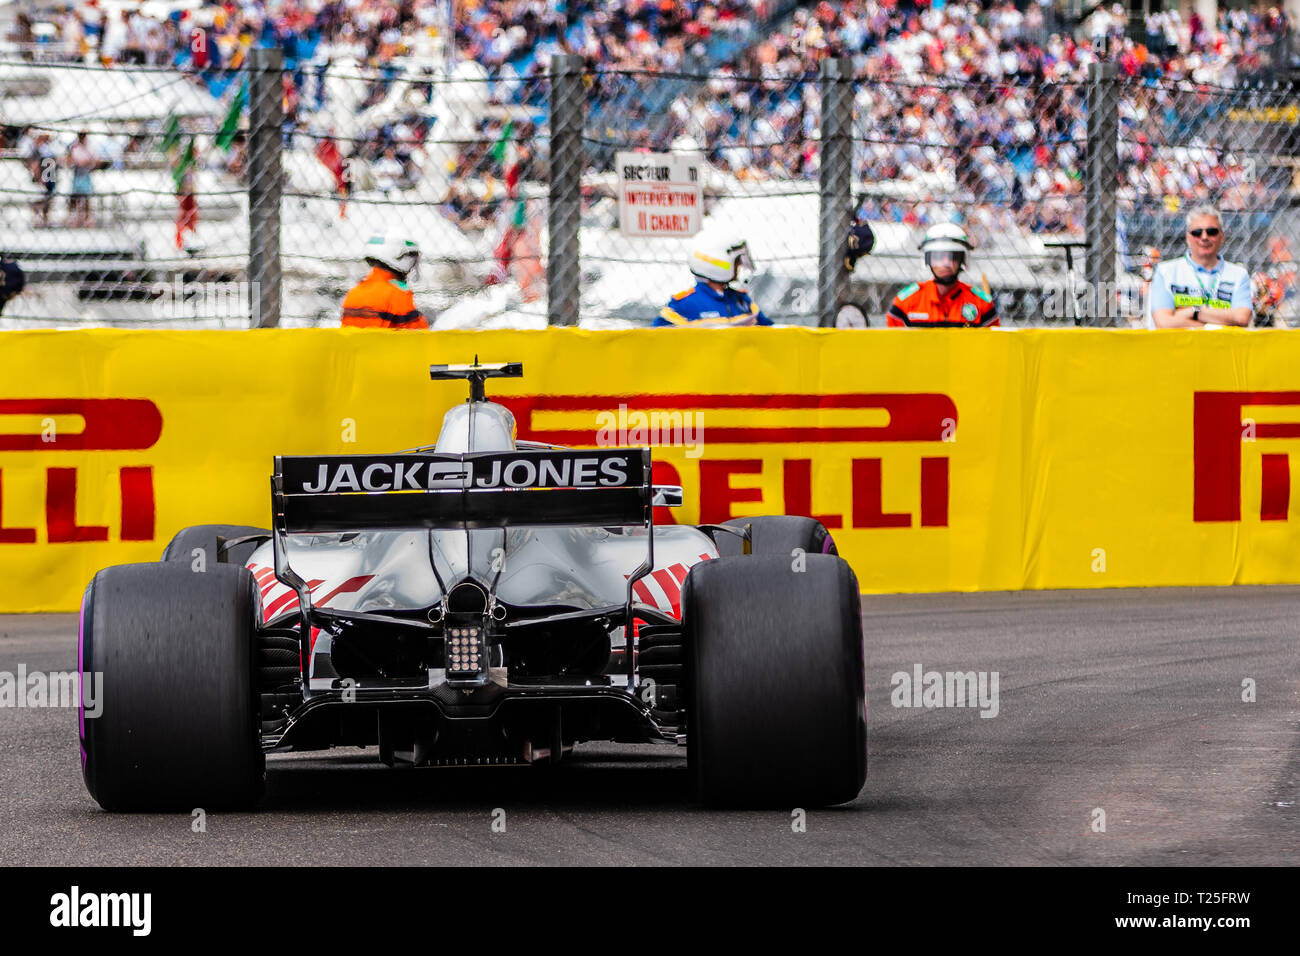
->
xmin=1184 ymin=254 xmax=1228 ymax=307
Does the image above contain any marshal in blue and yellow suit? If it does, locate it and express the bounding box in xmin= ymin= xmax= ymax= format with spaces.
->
xmin=655 ymin=281 xmax=772 ymax=327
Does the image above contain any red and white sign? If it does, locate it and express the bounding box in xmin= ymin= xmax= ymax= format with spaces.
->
xmin=616 ymin=151 xmax=702 ymax=237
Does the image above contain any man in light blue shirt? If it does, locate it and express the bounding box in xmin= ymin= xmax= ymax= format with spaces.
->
xmin=1147 ymin=205 xmax=1254 ymax=328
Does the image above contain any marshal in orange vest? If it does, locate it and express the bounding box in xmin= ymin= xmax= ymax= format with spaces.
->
xmin=341 ymin=266 xmax=428 ymax=329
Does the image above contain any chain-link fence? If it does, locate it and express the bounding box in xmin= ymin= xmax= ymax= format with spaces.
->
xmin=1114 ymin=76 xmax=1300 ymax=327
xmin=270 ymin=53 xmax=553 ymax=330
xmin=576 ymin=63 xmax=826 ymax=325
xmin=0 ymin=54 xmax=552 ymax=328
xmin=848 ymin=73 xmax=1092 ymax=327
xmin=0 ymin=59 xmax=249 ymax=327
xmin=2 ymin=54 xmax=1298 ymax=329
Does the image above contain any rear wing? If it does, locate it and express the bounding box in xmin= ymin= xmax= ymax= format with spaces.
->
xmin=269 ymin=449 xmax=655 ymax=654
xmin=429 ymin=361 xmax=523 ymax=402
xmin=273 ymin=449 xmax=650 ymax=533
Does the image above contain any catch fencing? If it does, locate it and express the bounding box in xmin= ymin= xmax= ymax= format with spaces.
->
xmin=1 ymin=52 xmax=1297 ymax=328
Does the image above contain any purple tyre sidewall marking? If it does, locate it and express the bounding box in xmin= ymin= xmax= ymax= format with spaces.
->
xmin=78 ymin=589 xmax=87 ymax=768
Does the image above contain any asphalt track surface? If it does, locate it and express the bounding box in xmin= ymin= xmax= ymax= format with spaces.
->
xmin=0 ymin=586 xmax=1296 ymax=866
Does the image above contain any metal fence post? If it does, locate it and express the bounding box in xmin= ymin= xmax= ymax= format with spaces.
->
xmin=547 ymin=55 xmax=584 ymax=327
xmin=1085 ymin=61 xmax=1119 ymax=327
xmin=248 ymin=47 xmax=283 ymax=329
xmin=818 ymin=57 xmax=854 ymax=328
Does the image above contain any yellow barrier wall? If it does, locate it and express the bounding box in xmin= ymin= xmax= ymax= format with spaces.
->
xmin=1 ymin=328 xmax=1297 ymax=611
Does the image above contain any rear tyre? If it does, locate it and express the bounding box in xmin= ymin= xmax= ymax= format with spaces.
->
xmin=711 ymin=515 xmax=837 ymax=558
xmin=161 ymin=524 xmax=270 ymax=569
xmin=684 ymin=553 xmax=866 ymax=807
xmin=79 ymin=562 xmax=265 ymax=811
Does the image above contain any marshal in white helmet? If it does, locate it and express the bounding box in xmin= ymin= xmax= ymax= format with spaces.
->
xmin=885 ymin=223 xmax=998 ymax=328
xmin=689 ymin=236 xmax=753 ymax=288
xmin=362 ymin=234 xmax=421 ymax=279
xmin=341 ymin=234 xmax=428 ymax=329
xmin=657 ymin=235 xmax=772 ymax=327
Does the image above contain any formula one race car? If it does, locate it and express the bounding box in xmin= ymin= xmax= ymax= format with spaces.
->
xmin=79 ymin=362 xmax=866 ymax=810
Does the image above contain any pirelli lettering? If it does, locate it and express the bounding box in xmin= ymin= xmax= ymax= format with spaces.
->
xmin=497 ymin=392 xmax=957 ymax=530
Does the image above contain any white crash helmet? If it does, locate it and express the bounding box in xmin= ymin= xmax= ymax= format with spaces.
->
xmin=690 ymin=236 xmax=754 ymax=291
xmin=363 ymin=234 xmax=420 ymax=278
xmin=919 ymin=223 xmax=973 ymax=272
xmin=920 ymin=222 xmax=972 ymax=267
xmin=919 ymin=222 xmax=974 ymax=253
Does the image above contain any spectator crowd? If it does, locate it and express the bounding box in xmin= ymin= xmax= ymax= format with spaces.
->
xmin=2 ymin=1 xmax=1296 ymax=263
xmin=637 ymin=1 xmax=1294 ymax=244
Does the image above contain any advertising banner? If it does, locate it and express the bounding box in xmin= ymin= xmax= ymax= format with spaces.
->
xmin=0 ymin=328 xmax=1297 ymax=611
